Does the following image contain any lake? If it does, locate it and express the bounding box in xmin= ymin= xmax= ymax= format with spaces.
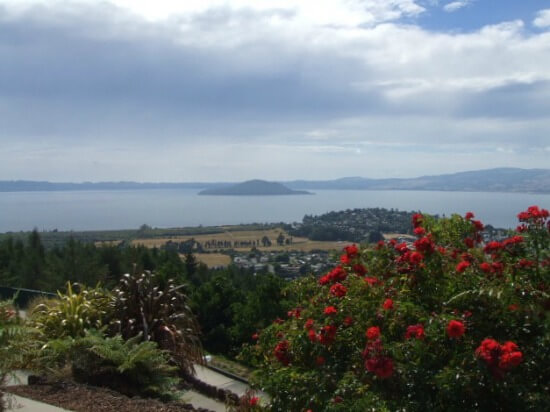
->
xmin=0 ymin=189 xmax=548 ymax=232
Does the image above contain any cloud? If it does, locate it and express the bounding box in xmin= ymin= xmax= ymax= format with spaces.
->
xmin=0 ymin=1 xmax=549 ymax=181
xmin=443 ymin=1 xmax=472 ymax=13
xmin=533 ymin=9 xmax=550 ymax=29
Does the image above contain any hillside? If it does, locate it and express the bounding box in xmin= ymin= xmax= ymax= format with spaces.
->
xmin=289 ymin=207 xmax=418 ymax=243
xmin=198 ymin=180 xmax=312 ymax=196
xmin=285 ymin=168 xmax=550 ymax=193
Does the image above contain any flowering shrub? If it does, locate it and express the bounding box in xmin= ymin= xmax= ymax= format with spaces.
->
xmin=242 ymin=207 xmax=549 ymax=411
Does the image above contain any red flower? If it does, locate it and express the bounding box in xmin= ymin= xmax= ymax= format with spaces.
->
xmin=249 ymin=397 xmax=259 ymax=407
xmin=287 ymin=307 xmax=302 ymax=319
xmin=456 ymin=260 xmax=470 ymax=273
xmin=344 ymin=244 xmax=358 ymax=255
xmin=315 ymin=356 xmax=326 ymax=366
xmin=364 ymin=276 xmax=380 ymax=286
xmin=274 ymin=340 xmax=290 ymax=365
xmin=499 ymin=351 xmax=523 ymax=369
xmin=516 ymin=224 xmax=527 ymax=233
xmin=329 ymin=266 xmax=347 ymax=282
xmin=414 ymin=236 xmax=435 ymax=253
xmin=479 ymin=262 xmax=492 ymax=274
xmin=484 ymin=241 xmax=502 ymax=253
xmin=472 ymin=219 xmax=484 ymax=231
xmin=324 ymin=306 xmax=338 ymax=316
xmin=475 ymin=339 xmax=523 ymax=375
xmin=366 ymin=356 xmax=394 ymax=379
xmin=475 ymin=338 xmax=500 ymax=365
xmin=463 ymin=237 xmax=474 ymax=248
xmin=343 ymin=316 xmax=354 ymax=326
xmin=382 ymin=298 xmax=394 ymax=310
xmin=330 ymin=283 xmax=347 ymax=298
xmin=308 ymin=329 xmax=317 ymax=342
xmin=366 ymin=326 xmax=381 ymax=340
xmin=465 ymin=212 xmax=475 ymax=220
xmin=304 ymin=318 xmax=314 ymax=330
xmin=408 ymin=251 xmax=424 ymax=265
xmin=491 ymin=262 xmax=504 ymax=274
xmin=394 ymin=242 xmax=409 ymax=254
xmin=414 ymin=227 xmax=426 ymax=236
xmin=252 ymin=333 xmax=259 ymax=340
xmin=353 ymin=264 xmax=367 ymax=276
xmin=332 ymin=396 xmax=343 ymax=404
xmin=319 ymin=325 xmax=337 ymax=345
xmin=412 ymin=213 xmax=423 ymax=228
xmin=405 ymin=324 xmax=425 ymax=340
xmin=502 ymin=235 xmax=524 ymax=248
xmin=501 ymin=341 xmax=518 ymax=353
xmin=320 ymin=266 xmax=348 ymax=285
xmin=518 ymin=205 xmax=549 ymax=222
xmin=508 ymin=304 xmax=519 ymax=311
xmin=447 ymin=320 xmax=465 ymax=338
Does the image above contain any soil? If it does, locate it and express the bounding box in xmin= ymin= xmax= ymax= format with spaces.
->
xmin=3 ymin=381 xmax=213 ymax=412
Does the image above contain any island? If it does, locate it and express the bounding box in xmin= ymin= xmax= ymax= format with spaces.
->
xmin=198 ymin=179 xmax=313 ymax=196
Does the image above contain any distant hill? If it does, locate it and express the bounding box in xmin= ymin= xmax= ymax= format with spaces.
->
xmin=285 ymin=168 xmax=550 ymax=193
xmin=1 ymin=168 xmax=548 ymax=193
xmin=198 ymin=180 xmax=313 ymax=196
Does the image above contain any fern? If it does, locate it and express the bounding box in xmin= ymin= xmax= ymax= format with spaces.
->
xmin=37 ymin=329 xmax=179 ymax=399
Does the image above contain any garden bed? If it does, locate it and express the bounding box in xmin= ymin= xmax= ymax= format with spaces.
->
xmin=3 ymin=380 xmax=212 ymax=412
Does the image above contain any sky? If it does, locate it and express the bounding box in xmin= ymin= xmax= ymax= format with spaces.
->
xmin=1 ymin=0 xmax=549 ymax=182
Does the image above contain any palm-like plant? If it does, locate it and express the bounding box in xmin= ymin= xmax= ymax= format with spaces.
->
xmin=110 ymin=271 xmax=203 ymax=375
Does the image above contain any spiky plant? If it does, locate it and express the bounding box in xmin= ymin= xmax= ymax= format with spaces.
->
xmin=110 ymin=271 xmax=203 ymax=375
xmin=31 ymin=282 xmax=112 ymax=339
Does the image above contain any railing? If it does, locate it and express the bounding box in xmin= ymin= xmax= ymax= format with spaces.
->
xmin=0 ymin=286 xmax=56 ymax=307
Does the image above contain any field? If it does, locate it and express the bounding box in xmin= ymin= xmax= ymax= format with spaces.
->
xmin=131 ymin=228 xmax=344 ymax=253
xmin=188 ymin=253 xmax=232 ymax=268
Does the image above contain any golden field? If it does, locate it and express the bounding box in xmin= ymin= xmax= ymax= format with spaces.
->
xmin=131 ymin=228 xmax=344 ymax=253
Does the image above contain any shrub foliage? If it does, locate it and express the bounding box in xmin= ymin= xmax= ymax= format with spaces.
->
xmin=110 ymin=271 xmax=203 ymax=374
xmin=31 ymin=282 xmax=112 ymax=339
xmin=245 ymin=206 xmax=550 ymax=411
xmin=39 ymin=330 xmax=178 ymax=399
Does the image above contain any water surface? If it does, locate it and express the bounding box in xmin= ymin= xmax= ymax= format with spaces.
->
xmin=0 ymin=189 xmax=547 ymax=232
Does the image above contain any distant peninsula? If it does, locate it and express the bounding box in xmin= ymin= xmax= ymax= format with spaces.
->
xmin=198 ymin=180 xmax=313 ymax=196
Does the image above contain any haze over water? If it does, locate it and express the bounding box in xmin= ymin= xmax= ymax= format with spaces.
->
xmin=1 ymin=189 xmax=548 ymax=233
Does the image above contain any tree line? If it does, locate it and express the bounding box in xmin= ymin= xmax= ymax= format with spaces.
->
xmin=0 ymin=230 xmax=287 ymax=356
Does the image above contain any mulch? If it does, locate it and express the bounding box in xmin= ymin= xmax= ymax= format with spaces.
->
xmin=3 ymin=381 xmax=213 ymax=412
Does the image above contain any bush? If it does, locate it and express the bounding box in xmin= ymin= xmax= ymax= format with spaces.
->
xmin=110 ymin=271 xmax=203 ymax=374
xmin=245 ymin=206 xmax=549 ymax=411
xmin=39 ymin=330 xmax=179 ymax=399
xmin=31 ymin=282 xmax=112 ymax=339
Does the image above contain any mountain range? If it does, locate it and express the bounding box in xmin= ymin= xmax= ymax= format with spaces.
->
xmin=1 ymin=168 xmax=548 ymax=193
